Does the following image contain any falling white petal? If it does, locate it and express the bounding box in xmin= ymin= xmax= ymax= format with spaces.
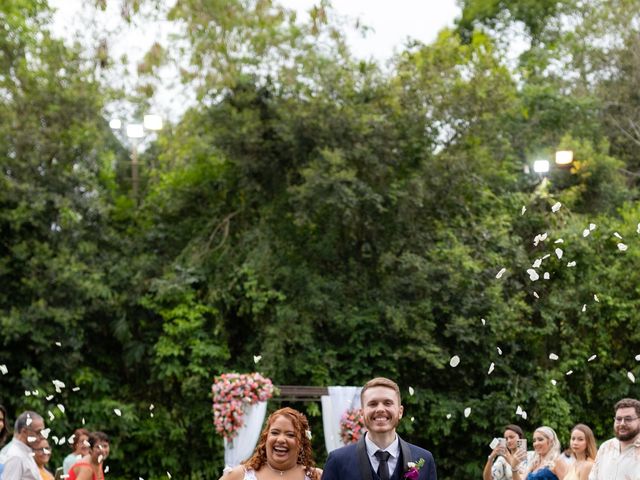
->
xmin=488 ymin=362 xmax=495 ymax=375
xmin=516 ymin=405 xmax=523 ymax=415
xmin=167 ymin=473 xmax=171 ymax=479
xmin=521 ymin=412 xmax=528 ymax=420
xmin=446 ymin=413 xmax=452 ymax=419
xmin=543 ymin=272 xmax=550 ymax=280
xmin=583 ymin=229 xmax=591 ymax=237
xmin=55 ymin=342 xmax=61 ymax=347
xmin=521 ymin=206 xmax=526 ymax=215
xmin=588 ymin=354 xmax=597 ymax=362
xmin=589 ymin=223 xmax=596 ymax=231
xmin=637 ymin=223 xmax=640 ymax=234
xmin=497 ymin=347 xmax=503 ymax=355
xmin=449 ymin=355 xmax=461 ymax=367
xmin=253 ymin=355 xmax=262 ymax=364
xmin=0 ymin=365 xmax=7 ymax=375
xmin=464 ymin=407 xmax=471 ymax=418
xmin=551 ymin=202 xmax=562 ymax=212
xmin=533 ymin=292 xmax=539 ymax=299
xmin=628 ymin=372 xmax=636 ymax=383
xmin=72 ymin=387 xmax=80 ymax=392
xmin=27 ymin=436 xmax=36 ymax=443
xmin=635 ymin=354 xmax=640 ymax=361
xmin=104 ymin=466 xmax=110 ymax=474
xmin=114 ymin=408 xmax=122 ymax=417
xmin=542 ymin=253 xmax=551 ymax=260
xmin=549 ymin=353 xmax=559 ymax=360
xmin=57 ymin=404 xmax=65 ymax=414
xmin=555 ymin=248 xmax=563 ymax=259
xmin=481 ymin=318 xmax=486 ymax=326
xmin=567 ymin=261 xmax=577 ymax=267
xmin=551 ymin=379 xmax=557 ymax=386
xmin=496 ymin=268 xmax=507 ymax=279
xmin=533 ymin=259 xmax=542 ymax=268
xmin=594 ymin=294 xmax=599 ymax=302
xmin=47 ymin=411 xmax=55 ymax=421
xmin=527 ymin=269 xmax=540 ymax=281
xmin=554 ymin=238 xmax=564 ymax=244
xmin=46 ymin=395 xmax=53 ymax=401
xmin=25 ymin=391 xmax=31 ymax=397
xmin=618 ymin=243 xmax=628 ymax=251
xmin=408 ymin=386 xmax=415 ymax=396
xmin=41 ymin=428 xmax=50 ymax=439
xmin=614 ymin=232 xmax=622 ymax=239
xmin=149 ymin=404 xmax=155 ymax=410
xmin=566 ymin=370 xmax=573 ymax=375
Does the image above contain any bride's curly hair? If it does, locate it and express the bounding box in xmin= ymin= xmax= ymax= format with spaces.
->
xmin=244 ymin=407 xmax=319 ymax=480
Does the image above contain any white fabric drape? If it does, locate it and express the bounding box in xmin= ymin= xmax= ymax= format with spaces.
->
xmin=321 ymin=386 xmax=362 ymax=453
xmin=224 ymin=400 xmax=268 ymax=469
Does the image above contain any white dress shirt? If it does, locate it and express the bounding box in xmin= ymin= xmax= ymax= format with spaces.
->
xmin=2 ymin=439 xmax=41 ymax=480
xmin=365 ymin=433 xmax=401 ymax=478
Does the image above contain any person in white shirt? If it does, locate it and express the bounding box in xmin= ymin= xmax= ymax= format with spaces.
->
xmin=589 ymin=398 xmax=640 ymax=480
xmin=3 ymin=411 xmax=46 ymax=480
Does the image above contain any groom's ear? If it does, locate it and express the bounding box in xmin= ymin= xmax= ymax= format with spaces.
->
xmin=399 ymin=405 xmax=404 ymax=419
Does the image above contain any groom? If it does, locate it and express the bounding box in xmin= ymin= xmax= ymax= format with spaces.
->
xmin=322 ymin=377 xmax=437 ymax=480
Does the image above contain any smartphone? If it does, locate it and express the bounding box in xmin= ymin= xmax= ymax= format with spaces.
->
xmin=489 ymin=438 xmax=500 ymax=449
xmin=517 ymin=439 xmax=527 ymax=453
xmin=498 ymin=438 xmax=507 ymax=448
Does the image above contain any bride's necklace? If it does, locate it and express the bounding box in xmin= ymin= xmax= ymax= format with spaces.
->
xmin=267 ymin=462 xmax=294 ymax=477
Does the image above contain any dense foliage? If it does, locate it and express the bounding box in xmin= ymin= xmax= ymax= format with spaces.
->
xmin=1 ymin=1 xmax=639 ymax=479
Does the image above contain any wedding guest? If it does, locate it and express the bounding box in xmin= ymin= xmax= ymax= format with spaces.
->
xmin=563 ymin=424 xmax=595 ymax=480
xmin=33 ymin=439 xmax=54 ymax=480
xmin=483 ymin=425 xmax=528 ymax=480
xmin=67 ymin=432 xmax=110 ymax=480
xmin=511 ymin=426 xmax=567 ymax=480
xmin=220 ymin=407 xmax=322 ymax=480
xmin=2 ymin=411 xmax=46 ymax=480
xmin=62 ymin=429 xmax=90 ymax=475
xmin=0 ymin=405 xmax=8 ymax=448
xmin=589 ymin=398 xmax=640 ymax=480
xmin=322 ymin=377 xmax=437 ymax=480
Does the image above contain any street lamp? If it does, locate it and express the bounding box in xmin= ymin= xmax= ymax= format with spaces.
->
xmin=555 ymin=150 xmax=573 ymax=165
xmin=533 ymin=159 xmax=550 ymax=174
xmin=110 ymin=114 xmax=163 ymax=201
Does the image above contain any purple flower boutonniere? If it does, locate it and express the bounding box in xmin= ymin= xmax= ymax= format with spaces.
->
xmin=404 ymin=458 xmax=425 ymax=480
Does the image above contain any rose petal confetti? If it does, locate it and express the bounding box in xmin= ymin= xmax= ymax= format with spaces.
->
xmin=41 ymin=428 xmax=50 ymax=439
xmin=52 ymin=380 xmax=65 ymax=393
xmin=25 ymin=391 xmax=31 ymax=397
xmin=555 ymin=248 xmax=563 ymax=259
xmin=637 ymin=223 xmax=640 ymax=234
xmin=167 ymin=473 xmax=171 ymax=479
xmin=27 ymin=436 xmax=37 ymax=443
xmin=47 ymin=411 xmax=55 ymax=421
xmin=497 ymin=347 xmax=503 ymax=355
xmin=551 ymin=379 xmax=557 ymax=386
xmin=583 ymin=229 xmax=591 ymax=237
xmin=527 ymin=269 xmax=540 ymax=281
xmin=542 ymin=253 xmax=551 ymax=260
xmin=410 ymin=416 xmax=415 ymax=422
xmin=31 ymin=390 xmax=39 ymax=396
xmin=104 ymin=466 xmax=109 ymax=474
xmin=533 ymin=232 xmax=548 ymax=246
xmin=488 ymin=362 xmax=495 ymax=375
xmin=481 ymin=318 xmax=486 ymax=326
xmin=590 ymin=223 xmax=596 ymax=231
xmin=588 ymin=354 xmax=597 ymax=362
xmin=555 ymin=238 xmax=564 ymax=244
xmin=516 ymin=405 xmax=523 ymax=415
xmin=408 ymin=386 xmax=415 ymax=396
xmin=59 ymin=437 xmax=66 ymax=445
xmin=72 ymin=387 xmax=80 ymax=392
xmin=46 ymin=395 xmax=54 ymax=401
xmin=449 ymin=355 xmax=461 ymax=367
xmin=628 ymin=372 xmax=636 ymax=383
xmin=0 ymin=365 xmax=7 ymax=375
xmin=614 ymin=232 xmax=622 ymax=239
xmin=532 ymin=258 xmax=542 ymax=268
xmin=521 ymin=206 xmax=526 ymax=215
xmin=521 ymin=411 xmax=528 ymax=420
xmin=114 ymin=408 xmax=122 ymax=417
xmin=594 ymin=294 xmax=599 ymax=302
xmin=446 ymin=413 xmax=452 ymax=419
xmin=549 ymin=353 xmax=559 ymax=360
xmin=253 ymin=355 xmax=262 ymax=364
xmin=57 ymin=404 xmax=65 ymax=414
xmin=618 ymin=243 xmax=628 ymax=251
xmin=636 ymin=354 xmax=640 ymax=361
xmin=582 ymin=304 xmax=587 ymax=312
xmin=551 ymin=202 xmax=562 ymax=212
xmin=566 ymin=370 xmax=573 ymax=375
xmin=55 ymin=342 xmax=61 ymax=347
xmin=533 ymin=292 xmax=539 ymax=299
xmin=543 ymin=272 xmax=550 ymax=280
xmin=464 ymin=407 xmax=471 ymax=418
xmin=567 ymin=261 xmax=577 ymax=267
xmin=496 ymin=268 xmax=507 ymax=279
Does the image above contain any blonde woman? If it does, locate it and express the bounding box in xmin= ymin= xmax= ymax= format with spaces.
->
xmin=510 ymin=426 xmax=567 ymax=480
xmin=564 ymin=424 xmax=596 ymax=480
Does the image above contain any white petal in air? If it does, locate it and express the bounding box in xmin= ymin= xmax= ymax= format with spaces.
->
xmin=549 ymin=353 xmax=559 ymax=360
xmin=516 ymin=405 xmax=523 ymax=415
xmin=551 ymin=202 xmax=562 ymax=212
xmin=566 ymin=370 xmax=573 ymax=375
xmin=614 ymin=232 xmax=622 ymax=239
xmin=57 ymin=404 xmax=65 ymax=414
xmin=253 ymin=355 xmax=262 ymax=364
xmin=589 ymin=223 xmax=596 ymax=231
xmin=594 ymin=294 xmax=599 ymax=302
xmin=481 ymin=318 xmax=486 ymax=326
xmin=551 ymin=379 xmax=557 ymax=386
xmin=583 ymin=229 xmax=590 ymax=237
xmin=618 ymin=243 xmax=628 ymax=251
xmin=446 ymin=413 xmax=452 ymax=419
xmin=567 ymin=261 xmax=577 ymax=267
xmin=532 ymin=258 xmax=542 ymax=269
xmin=464 ymin=407 xmax=471 ymax=418
xmin=543 ymin=272 xmax=550 ymax=280
xmin=628 ymin=372 xmax=636 ymax=383
xmin=635 ymin=354 xmax=640 ymax=361
xmin=408 ymin=386 xmax=415 ymax=396
xmin=488 ymin=362 xmax=495 ymax=375
xmin=582 ymin=304 xmax=587 ymax=312
xmin=449 ymin=355 xmax=461 ymax=367
xmin=41 ymin=428 xmax=50 ymax=439
xmin=588 ymin=354 xmax=597 ymax=362
xmin=521 ymin=411 xmax=528 ymax=420
xmin=527 ymin=269 xmax=540 ymax=281
xmin=533 ymin=292 xmax=539 ymax=299
xmin=555 ymin=248 xmax=563 ymax=259
xmin=0 ymin=365 xmax=7 ymax=375
xmin=521 ymin=206 xmax=526 ymax=215
xmin=497 ymin=347 xmax=503 ymax=355
xmin=554 ymin=238 xmax=564 ymax=244
xmin=496 ymin=268 xmax=507 ymax=279
xmin=114 ymin=409 xmax=122 ymax=417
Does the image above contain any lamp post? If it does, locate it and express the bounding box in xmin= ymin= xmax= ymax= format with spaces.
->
xmin=109 ymin=114 xmax=163 ymax=201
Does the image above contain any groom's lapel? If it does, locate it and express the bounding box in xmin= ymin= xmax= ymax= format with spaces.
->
xmin=356 ymin=436 xmax=374 ymax=480
xmin=398 ymin=436 xmax=412 ymax=474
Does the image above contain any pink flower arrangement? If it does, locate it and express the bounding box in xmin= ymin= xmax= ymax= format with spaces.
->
xmin=404 ymin=458 xmax=425 ymax=479
xmin=212 ymin=372 xmax=274 ymax=440
xmin=339 ymin=407 xmax=366 ymax=444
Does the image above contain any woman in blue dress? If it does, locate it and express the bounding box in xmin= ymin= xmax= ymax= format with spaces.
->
xmin=510 ymin=426 xmax=567 ymax=480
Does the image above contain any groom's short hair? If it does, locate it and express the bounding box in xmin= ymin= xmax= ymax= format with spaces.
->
xmin=361 ymin=377 xmax=401 ymax=404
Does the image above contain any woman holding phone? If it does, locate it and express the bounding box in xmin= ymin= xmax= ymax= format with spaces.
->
xmin=510 ymin=426 xmax=567 ymax=480
xmin=563 ymin=424 xmax=596 ymax=480
xmin=483 ymin=424 xmax=528 ymax=480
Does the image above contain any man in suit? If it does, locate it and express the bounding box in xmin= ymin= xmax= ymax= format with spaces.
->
xmin=322 ymin=377 xmax=437 ymax=480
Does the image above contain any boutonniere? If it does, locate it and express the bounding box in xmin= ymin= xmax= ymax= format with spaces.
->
xmin=404 ymin=458 xmax=425 ymax=480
